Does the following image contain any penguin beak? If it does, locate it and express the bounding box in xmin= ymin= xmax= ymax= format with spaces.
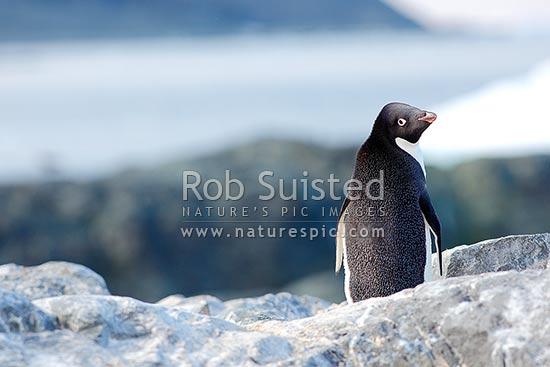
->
xmin=418 ymin=111 xmax=437 ymax=123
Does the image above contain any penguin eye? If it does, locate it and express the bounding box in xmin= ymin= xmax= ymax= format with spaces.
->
xmin=397 ymin=118 xmax=407 ymax=127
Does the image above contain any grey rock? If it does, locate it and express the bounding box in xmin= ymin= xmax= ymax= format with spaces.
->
xmin=33 ymin=295 xmax=242 ymax=341
xmin=157 ymin=294 xmax=225 ymax=316
xmin=2 ymin=235 xmax=550 ymax=366
xmin=433 ymin=233 xmax=550 ymax=279
xmin=249 ymin=269 xmax=550 ymax=367
xmin=0 ymin=330 xmax=123 ymax=367
xmin=0 ymin=289 xmax=57 ymax=333
xmin=0 ymin=261 xmax=110 ymax=300
xmin=28 ymin=294 xmax=293 ymax=367
xmin=219 ymin=292 xmax=333 ymax=325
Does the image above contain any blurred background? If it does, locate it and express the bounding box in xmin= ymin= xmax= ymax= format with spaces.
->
xmin=0 ymin=0 xmax=549 ymax=303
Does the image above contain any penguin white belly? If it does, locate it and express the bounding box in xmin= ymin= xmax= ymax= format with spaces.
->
xmin=336 ymin=215 xmax=354 ymax=303
xmin=423 ymin=215 xmax=433 ymax=282
xmin=342 ymin=236 xmax=353 ymax=304
xmin=395 ymin=137 xmax=426 ymax=177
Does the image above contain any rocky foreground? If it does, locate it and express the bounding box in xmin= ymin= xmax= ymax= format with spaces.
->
xmin=1 ymin=234 xmax=550 ymax=367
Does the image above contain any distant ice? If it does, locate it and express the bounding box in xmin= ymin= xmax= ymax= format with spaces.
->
xmin=423 ymin=60 xmax=550 ymax=164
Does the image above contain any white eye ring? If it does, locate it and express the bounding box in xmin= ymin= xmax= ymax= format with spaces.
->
xmin=397 ymin=118 xmax=407 ymax=126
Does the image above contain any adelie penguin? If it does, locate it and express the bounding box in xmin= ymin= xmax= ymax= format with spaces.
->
xmin=335 ymin=102 xmax=442 ymax=304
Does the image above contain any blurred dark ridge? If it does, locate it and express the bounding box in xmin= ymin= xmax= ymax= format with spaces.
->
xmin=0 ymin=139 xmax=548 ymax=302
xmin=0 ymin=0 xmax=421 ymax=41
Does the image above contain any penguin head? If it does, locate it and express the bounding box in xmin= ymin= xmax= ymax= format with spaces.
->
xmin=374 ymin=102 xmax=437 ymax=144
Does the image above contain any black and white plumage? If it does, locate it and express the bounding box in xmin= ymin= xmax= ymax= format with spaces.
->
xmin=335 ymin=102 xmax=442 ymax=304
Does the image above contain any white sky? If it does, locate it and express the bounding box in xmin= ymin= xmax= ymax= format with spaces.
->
xmin=386 ymin=0 xmax=550 ymax=33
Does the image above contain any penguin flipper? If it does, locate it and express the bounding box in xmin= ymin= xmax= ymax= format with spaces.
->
xmin=419 ymin=189 xmax=443 ymax=276
xmin=335 ymin=197 xmax=350 ymax=274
